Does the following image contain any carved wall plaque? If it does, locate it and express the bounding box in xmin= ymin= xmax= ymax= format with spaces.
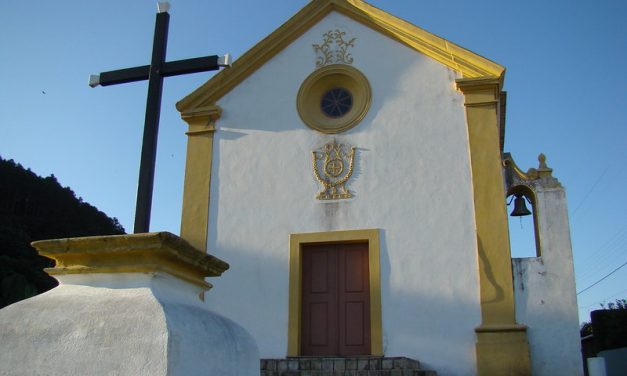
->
xmin=312 ymin=140 xmax=355 ymax=200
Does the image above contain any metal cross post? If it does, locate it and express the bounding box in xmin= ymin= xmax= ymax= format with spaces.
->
xmin=89 ymin=2 xmax=231 ymax=234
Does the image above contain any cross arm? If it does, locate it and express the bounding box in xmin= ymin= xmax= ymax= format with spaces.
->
xmin=89 ymin=54 xmax=231 ymax=88
xmin=162 ymin=55 xmax=223 ymax=77
xmin=91 ymin=65 xmax=151 ymax=87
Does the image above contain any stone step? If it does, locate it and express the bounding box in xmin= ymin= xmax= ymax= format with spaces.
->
xmin=261 ymin=357 xmax=437 ymax=376
xmin=261 ymin=372 xmax=436 ymax=376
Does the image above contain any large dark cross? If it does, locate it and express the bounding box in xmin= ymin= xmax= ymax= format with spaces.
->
xmin=89 ymin=2 xmax=230 ymax=234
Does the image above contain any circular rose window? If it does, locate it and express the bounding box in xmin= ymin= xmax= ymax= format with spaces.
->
xmin=297 ymin=64 xmax=371 ymax=134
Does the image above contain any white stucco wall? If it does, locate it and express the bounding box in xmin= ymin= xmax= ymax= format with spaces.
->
xmin=0 ymin=273 xmax=259 ymax=376
xmin=201 ymin=12 xmax=480 ymax=376
xmin=513 ymin=186 xmax=583 ymax=376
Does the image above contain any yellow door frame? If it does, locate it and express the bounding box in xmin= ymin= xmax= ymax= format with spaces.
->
xmin=287 ymin=228 xmax=383 ymax=356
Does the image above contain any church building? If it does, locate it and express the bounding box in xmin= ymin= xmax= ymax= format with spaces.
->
xmin=175 ymin=0 xmax=582 ymax=375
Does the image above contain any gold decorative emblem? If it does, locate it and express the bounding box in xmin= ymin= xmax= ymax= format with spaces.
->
xmin=312 ymin=140 xmax=356 ymax=200
xmin=313 ymin=30 xmax=356 ymax=68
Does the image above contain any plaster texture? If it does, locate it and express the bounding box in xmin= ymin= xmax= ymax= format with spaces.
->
xmin=203 ymin=12 xmax=480 ymax=376
xmin=0 ymin=273 xmax=259 ymax=376
xmin=513 ymin=186 xmax=583 ymax=376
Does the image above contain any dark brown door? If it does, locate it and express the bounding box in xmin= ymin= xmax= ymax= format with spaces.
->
xmin=301 ymin=243 xmax=370 ymax=356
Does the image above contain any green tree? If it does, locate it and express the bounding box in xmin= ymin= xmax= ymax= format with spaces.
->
xmin=0 ymin=157 xmax=125 ymax=308
xmin=580 ymin=299 xmax=627 ymax=337
xmin=600 ymin=299 xmax=627 ymax=310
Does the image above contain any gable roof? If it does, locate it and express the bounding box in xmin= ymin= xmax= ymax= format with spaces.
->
xmin=176 ymin=0 xmax=505 ymax=114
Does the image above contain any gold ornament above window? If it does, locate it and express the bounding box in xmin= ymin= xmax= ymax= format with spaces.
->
xmin=313 ymin=29 xmax=356 ymax=67
xmin=297 ymin=64 xmax=371 ymax=134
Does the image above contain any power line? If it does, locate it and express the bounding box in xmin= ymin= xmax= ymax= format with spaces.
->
xmin=577 ymin=235 xmax=627 ymax=283
xmin=578 ymin=288 xmax=627 ymax=310
xmin=575 ymin=224 xmax=627 ymax=282
xmin=572 ymin=166 xmax=608 ymax=217
xmin=577 ymin=259 xmax=627 ymax=295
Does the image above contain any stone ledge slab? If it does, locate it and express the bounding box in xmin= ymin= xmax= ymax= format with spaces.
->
xmin=261 ymin=357 xmax=436 ymax=376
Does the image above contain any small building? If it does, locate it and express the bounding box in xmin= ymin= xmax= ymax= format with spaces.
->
xmin=174 ymin=0 xmax=582 ymax=374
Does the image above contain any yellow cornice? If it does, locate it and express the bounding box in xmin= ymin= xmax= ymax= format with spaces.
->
xmin=335 ymin=0 xmax=504 ymax=77
xmin=181 ymin=105 xmax=222 ymax=124
xmin=456 ymin=76 xmax=503 ymax=92
xmin=32 ymin=232 xmax=229 ymax=290
xmin=176 ymin=0 xmax=505 ymax=113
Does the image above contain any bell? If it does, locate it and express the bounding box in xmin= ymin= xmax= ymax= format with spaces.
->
xmin=510 ymin=195 xmax=532 ymax=217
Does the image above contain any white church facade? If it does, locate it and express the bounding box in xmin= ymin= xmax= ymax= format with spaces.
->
xmin=175 ymin=0 xmax=582 ymax=375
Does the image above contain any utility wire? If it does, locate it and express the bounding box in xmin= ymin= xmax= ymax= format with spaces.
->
xmin=572 ymin=166 xmax=608 ymax=217
xmin=578 ymin=237 xmax=627 ymax=283
xmin=577 ymin=259 xmax=627 ymax=295
xmin=575 ymin=224 xmax=627 ymax=281
xmin=578 ymin=288 xmax=627 ymax=310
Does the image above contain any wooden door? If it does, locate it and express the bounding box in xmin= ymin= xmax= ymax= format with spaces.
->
xmin=301 ymin=243 xmax=370 ymax=356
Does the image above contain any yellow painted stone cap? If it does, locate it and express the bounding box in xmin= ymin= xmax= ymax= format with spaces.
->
xmin=31 ymin=232 xmax=229 ymax=290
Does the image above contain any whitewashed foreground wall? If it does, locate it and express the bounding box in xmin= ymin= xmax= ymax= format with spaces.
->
xmin=0 ymin=273 xmax=259 ymax=376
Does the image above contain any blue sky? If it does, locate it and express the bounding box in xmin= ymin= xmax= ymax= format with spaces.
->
xmin=1 ymin=0 xmax=626 ymax=323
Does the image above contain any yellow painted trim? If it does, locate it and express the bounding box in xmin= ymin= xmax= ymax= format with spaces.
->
xmin=475 ymin=323 xmax=528 ymax=333
xmin=335 ymin=0 xmax=504 ymax=77
xmin=176 ymin=0 xmax=504 ymax=113
xmin=31 ymin=232 xmax=229 ymax=291
xmin=456 ymin=77 xmax=531 ymax=374
xmin=179 ymin=105 xmax=222 ymax=251
xmin=503 ymin=154 xmax=535 ymax=182
xmin=475 ymin=329 xmax=531 ymax=375
xmin=297 ymin=64 xmax=372 ymax=134
xmin=287 ymin=229 xmax=382 ymax=356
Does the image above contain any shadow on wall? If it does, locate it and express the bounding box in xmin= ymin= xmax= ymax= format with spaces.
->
xmin=202 ymin=226 xmax=481 ymax=376
xmin=476 ymin=236 xmax=505 ymax=304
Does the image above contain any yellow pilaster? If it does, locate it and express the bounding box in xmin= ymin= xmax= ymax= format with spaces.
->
xmin=179 ymin=105 xmax=222 ymax=251
xmin=456 ymin=77 xmax=531 ymax=375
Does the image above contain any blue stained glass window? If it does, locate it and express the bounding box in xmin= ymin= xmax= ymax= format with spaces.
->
xmin=320 ymin=87 xmax=353 ymax=118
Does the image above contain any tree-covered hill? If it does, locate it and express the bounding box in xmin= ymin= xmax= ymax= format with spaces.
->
xmin=0 ymin=157 xmax=125 ymax=308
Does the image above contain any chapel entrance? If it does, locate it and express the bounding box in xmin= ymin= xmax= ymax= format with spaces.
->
xmin=300 ymin=243 xmax=371 ymax=356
